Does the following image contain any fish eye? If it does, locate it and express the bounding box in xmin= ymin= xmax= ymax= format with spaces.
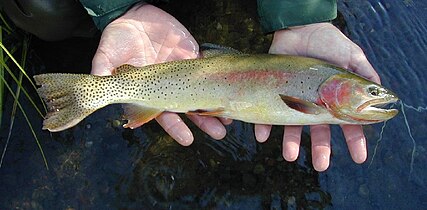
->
xmin=367 ymin=86 xmax=380 ymax=96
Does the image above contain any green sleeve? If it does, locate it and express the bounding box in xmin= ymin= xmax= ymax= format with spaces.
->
xmin=257 ymin=0 xmax=337 ymax=33
xmin=79 ymin=0 xmax=142 ymax=31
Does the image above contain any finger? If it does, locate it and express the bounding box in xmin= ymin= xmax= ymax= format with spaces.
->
xmin=282 ymin=126 xmax=303 ymax=161
xmin=187 ymin=115 xmax=226 ymax=140
xmin=219 ymin=118 xmax=233 ymax=125
xmin=349 ymin=46 xmax=381 ymax=84
xmin=254 ymin=124 xmax=272 ymax=143
xmin=341 ymin=125 xmax=367 ymax=164
xmin=310 ymin=124 xmax=331 ymax=172
xmin=156 ymin=112 xmax=194 ymax=146
xmin=91 ymin=51 xmax=115 ymax=76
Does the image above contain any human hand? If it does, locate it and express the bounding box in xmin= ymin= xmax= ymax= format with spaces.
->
xmin=91 ymin=4 xmax=231 ymax=146
xmin=255 ymin=23 xmax=380 ymax=171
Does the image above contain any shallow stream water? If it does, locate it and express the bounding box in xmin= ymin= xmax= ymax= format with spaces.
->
xmin=0 ymin=0 xmax=426 ymax=209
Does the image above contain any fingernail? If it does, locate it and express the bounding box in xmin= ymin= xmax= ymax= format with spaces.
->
xmin=313 ymin=154 xmax=329 ymax=172
xmin=352 ymin=151 xmax=367 ymax=164
xmin=284 ymin=145 xmax=298 ymax=161
xmin=255 ymin=127 xmax=270 ymax=143
xmin=210 ymin=125 xmax=226 ymax=140
xmin=176 ymin=130 xmax=193 ymax=146
xmin=255 ymin=132 xmax=267 ymax=142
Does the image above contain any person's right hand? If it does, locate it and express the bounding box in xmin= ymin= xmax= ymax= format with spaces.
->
xmin=255 ymin=23 xmax=381 ymax=171
xmin=91 ymin=4 xmax=231 ymax=146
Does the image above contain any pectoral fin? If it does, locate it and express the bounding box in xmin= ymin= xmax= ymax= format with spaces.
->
xmin=279 ymin=94 xmax=322 ymax=115
xmin=122 ymin=104 xmax=163 ymax=129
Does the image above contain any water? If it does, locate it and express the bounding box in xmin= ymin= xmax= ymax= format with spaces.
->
xmin=0 ymin=0 xmax=426 ymax=209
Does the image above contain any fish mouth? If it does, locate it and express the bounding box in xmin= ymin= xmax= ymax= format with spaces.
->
xmin=357 ymin=97 xmax=399 ymax=116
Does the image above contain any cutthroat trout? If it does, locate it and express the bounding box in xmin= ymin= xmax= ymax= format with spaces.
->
xmin=34 ymin=45 xmax=398 ymax=132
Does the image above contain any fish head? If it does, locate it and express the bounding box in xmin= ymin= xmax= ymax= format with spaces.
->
xmin=318 ymin=73 xmax=399 ymax=123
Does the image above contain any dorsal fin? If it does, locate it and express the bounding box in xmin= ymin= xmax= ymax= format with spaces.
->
xmin=200 ymin=43 xmax=244 ymax=58
xmin=113 ymin=64 xmax=136 ymax=74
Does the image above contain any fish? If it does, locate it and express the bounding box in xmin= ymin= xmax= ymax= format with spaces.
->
xmin=33 ymin=44 xmax=399 ymax=132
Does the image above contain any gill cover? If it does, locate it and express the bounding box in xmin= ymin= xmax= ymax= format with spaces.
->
xmin=318 ymin=73 xmax=398 ymax=124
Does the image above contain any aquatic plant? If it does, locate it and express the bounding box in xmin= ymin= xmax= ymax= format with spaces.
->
xmin=0 ymin=12 xmax=48 ymax=169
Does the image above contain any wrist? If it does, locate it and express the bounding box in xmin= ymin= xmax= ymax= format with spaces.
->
xmin=269 ymin=22 xmax=338 ymax=55
xmin=80 ymin=0 xmax=142 ymax=31
xmin=277 ymin=22 xmax=333 ymax=34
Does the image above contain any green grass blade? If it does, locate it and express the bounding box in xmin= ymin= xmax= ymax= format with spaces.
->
xmin=0 ymin=13 xmax=13 ymax=34
xmin=0 ymin=26 xmax=4 ymax=127
xmin=0 ymin=42 xmax=37 ymax=90
xmin=0 ymin=42 xmax=47 ymax=114
xmin=0 ymin=12 xmax=48 ymax=169
xmin=0 ymin=58 xmax=45 ymax=117
xmin=1 ymin=36 xmax=31 ymax=168
xmin=3 ymin=45 xmax=19 ymax=62
xmin=0 ymin=75 xmax=49 ymax=169
xmin=0 ymin=73 xmax=23 ymax=169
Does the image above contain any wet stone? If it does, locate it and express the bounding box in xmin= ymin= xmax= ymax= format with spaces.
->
xmin=267 ymin=157 xmax=277 ymax=166
xmin=253 ymin=164 xmax=265 ymax=174
xmin=85 ymin=123 xmax=91 ymax=129
xmin=112 ymin=119 xmax=122 ymax=128
xmin=287 ymin=196 xmax=297 ymax=208
xmin=85 ymin=141 xmax=93 ymax=148
xmin=242 ymin=173 xmax=257 ymax=189
xmin=358 ymin=183 xmax=370 ymax=198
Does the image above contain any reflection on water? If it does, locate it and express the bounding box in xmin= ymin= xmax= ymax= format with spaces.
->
xmin=0 ymin=0 xmax=426 ymax=209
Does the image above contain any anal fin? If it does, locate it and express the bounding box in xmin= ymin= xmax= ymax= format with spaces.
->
xmin=279 ymin=94 xmax=322 ymax=115
xmin=122 ymin=104 xmax=163 ymax=129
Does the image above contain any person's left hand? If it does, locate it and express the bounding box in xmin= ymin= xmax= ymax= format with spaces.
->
xmin=90 ymin=4 xmax=231 ymax=146
xmin=255 ymin=23 xmax=381 ymax=171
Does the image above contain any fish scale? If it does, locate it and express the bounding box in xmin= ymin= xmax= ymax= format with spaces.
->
xmin=33 ymin=50 xmax=398 ymax=132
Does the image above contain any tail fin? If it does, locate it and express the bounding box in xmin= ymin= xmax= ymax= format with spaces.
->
xmin=34 ymin=73 xmax=101 ymax=132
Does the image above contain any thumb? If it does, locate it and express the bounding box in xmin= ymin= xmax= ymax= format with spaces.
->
xmin=91 ymin=50 xmax=115 ymax=76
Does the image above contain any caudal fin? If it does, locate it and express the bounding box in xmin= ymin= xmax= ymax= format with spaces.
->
xmin=34 ymin=73 xmax=99 ymax=132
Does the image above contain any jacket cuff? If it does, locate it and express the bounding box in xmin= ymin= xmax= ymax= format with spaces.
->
xmin=79 ymin=0 xmax=142 ymax=31
xmin=257 ymin=0 xmax=337 ymax=33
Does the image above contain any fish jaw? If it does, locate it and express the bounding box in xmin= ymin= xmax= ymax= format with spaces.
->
xmin=319 ymin=73 xmax=399 ymax=124
xmin=354 ymin=90 xmax=399 ymax=122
